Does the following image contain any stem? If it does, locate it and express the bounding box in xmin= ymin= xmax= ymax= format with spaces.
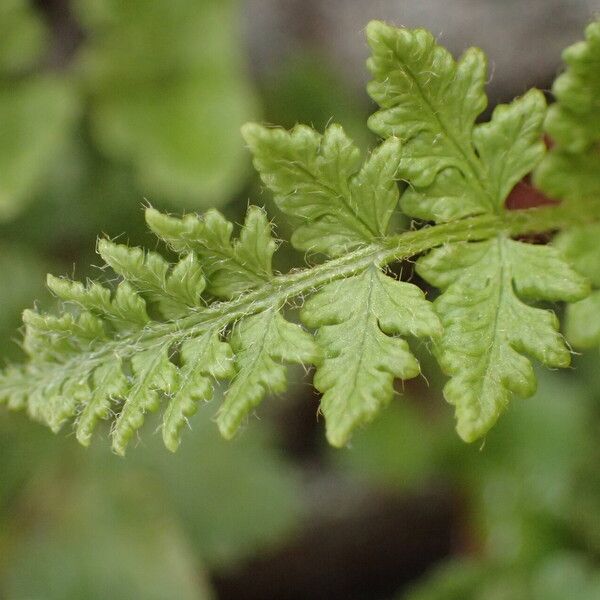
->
xmin=5 ymin=200 xmax=600 ymax=393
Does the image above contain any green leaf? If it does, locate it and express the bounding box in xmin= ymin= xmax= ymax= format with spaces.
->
xmin=417 ymin=237 xmax=588 ymax=442
xmin=534 ymin=20 xmax=600 ymax=202
xmin=76 ymin=358 xmax=128 ymax=446
xmin=563 ymin=292 xmax=600 ymax=348
xmin=217 ymin=307 xmax=320 ymax=438
xmin=2 ymin=208 xmax=275 ymax=453
xmin=163 ymin=331 xmax=234 ymax=452
xmin=0 ymin=77 xmax=78 ymax=220
xmin=367 ymin=21 xmax=487 ymax=156
xmin=472 ymin=91 xmax=546 ymax=206
xmin=4 ymin=473 xmax=215 ymax=600
xmin=0 ymin=0 xmax=47 ymax=74
xmin=367 ymin=21 xmax=546 ymax=221
xmin=555 ymin=223 xmax=600 ymax=287
xmin=366 ymin=21 xmax=587 ymax=440
xmin=301 ymin=265 xmax=441 ymax=446
xmin=545 ymin=20 xmax=600 ymax=153
xmin=402 ymin=554 xmax=600 ymax=600
xmin=554 ymin=223 xmax=600 ymax=348
xmin=47 ymin=274 xmax=150 ymax=329
xmin=1 ymin=21 xmax=597 ymax=453
xmin=367 ymin=21 xmax=489 ymax=215
xmin=402 ymin=559 xmax=489 ymax=600
xmin=534 ymin=149 xmax=600 ymax=202
xmin=145 ymin=205 xmax=275 ymax=298
xmin=22 ymin=309 xmax=106 ymax=360
xmin=98 ymin=239 xmax=206 ymax=318
xmin=243 ymin=123 xmax=401 ymax=255
xmin=112 ymin=345 xmax=179 ymax=455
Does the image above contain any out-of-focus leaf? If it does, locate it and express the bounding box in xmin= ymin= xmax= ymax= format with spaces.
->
xmin=461 ymin=371 xmax=592 ymax=565
xmin=3 ymin=473 xmax=214 ymax=600
xmin=74 ymin=0 xmax=259 ymax=207
xmin=401 ymin=559 xmax=494 ymax=600
xmin=125 ymin=406 xmax=303 ymax=568
xmin=1 ymin=403 xmax=301 ymax=579
xmin=0 ymin=244 xmax=48 ymax=358
xmin=0 ymin=77 xmax=78 ymax=220
xmin=0 ymin=413 xmax=63 ymax=516
xmin=0 ymin=135 xmax=147 ymax=253
xmin=262 ymin=52 xmax=371 ymax=150
xmin=0 ymin=0 xmax=47 ymax=75
xmin=329 ymin=398 xmax=450 ymax=491
xmin=402 ymin=553 xmax=600 ymax=600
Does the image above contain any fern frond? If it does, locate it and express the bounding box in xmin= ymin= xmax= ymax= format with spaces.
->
xmin=417 ymin=239 xmax=587 ymax=441
xmin=0 ymin=206 xmax=314 ymax=455
xmin=554 ymin=224 xmax=600 ymax=349
xmin=535 ymin=19 xmax=600 ymax=353
xmin=367 ymin=20 xmax=589 ymax=441
xmin=301 ymin=265 xmax=441 ymax=447
xmin=534 ymin=19 xmax=600 ymax=202
xmin=242 ymin=123 xmax=401 ymax=256
xmin=217 ymin=307 xmax=320 ymax=439
xmin=145 ymin=205 xmax=275 ymax=298
xmin=2 ymin=20 xmax=600 ymax=452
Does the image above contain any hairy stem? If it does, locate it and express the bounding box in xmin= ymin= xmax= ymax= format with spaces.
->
xmin=6 ymin=199 xmax=599 ymax=394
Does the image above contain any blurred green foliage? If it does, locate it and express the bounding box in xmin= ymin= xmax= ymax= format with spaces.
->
xmin=0 ymin=1 xmax=77 ymax=219
xmin=73 ymin=0 xmax=259 ymax=206
xmin=339 ymin=363 xmax=600 ymax=598
xmin=403 ymin=553 xmax=600 ymax=600
xmin=0 ymin=0 xmax=258 ymax=222
xmin=4 ymin=472 xmax=215 ymax=600
xmin=0 ymin=405 xmax=303 ymax=596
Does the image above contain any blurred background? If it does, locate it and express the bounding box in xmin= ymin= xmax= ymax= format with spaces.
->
xmin=1 ymin=1 xmax=600 ymax=598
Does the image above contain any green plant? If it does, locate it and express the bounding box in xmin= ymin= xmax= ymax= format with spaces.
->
xmin=1 ymin=19 xmax=599 ymax=456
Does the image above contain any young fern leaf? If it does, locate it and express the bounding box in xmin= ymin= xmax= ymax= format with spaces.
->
xmin=417 ymin=239 xmax=586 ymax=441
xmin=367 ymin=21 xmax=589 ymax=441
xmin=47 ymin=274 xmax=150 ymax=329
xmin=217 ymin=307 xmax=319 ymax=439
xmin=98 ymin=240 xmax=206 ymax=319
xmin=544 ymin=20 xmax=600 ymax=153
xmin=145 ymin=205 xmax=275 ymax=298
xmin=163 ymin=331 xmax=234 ymax=452
xmin=554 ymin=225 xmax=600 ymax=349
xmin=242 ymin=123 xmax=401 ymax=256
xmin=534 ymin=19 xmax=600 ymax=202
xmin=244 ymin=121 xmax=441 ymax=443
xmin=536 ymin=19 xmax=600 ymax=353
xmin=2 ymin=20 xmax=599 ymax=453
xmin=0 ymin=205 xmax=319 ymax=455
xmin=301 ymin=266 xmax=441 ymax=447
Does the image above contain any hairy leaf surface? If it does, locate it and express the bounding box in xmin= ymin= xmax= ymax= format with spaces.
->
xmin=0 ymin=207 xmax=283 ymax=454
xmin=417 ymin=238 xmax=588 ymax=441
xmin=0 ymin=20 xmax=597 ymax=452
xmin=243 ymin=123 xmax=401 ymax=255
xmin=535 ymin=20 xmax=600 ymax=202
xmin=536 ymin=20 xmax=600 ymax=351
xmin=301 ymin=266 xmax=441 ymax=446
xmin=217 ymin=308 xmax=320 ymax=439
xmin=145 ymin=205 xmax=275 ymax=298
xmin=367 ymin=20 xmax=588 ymax=441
